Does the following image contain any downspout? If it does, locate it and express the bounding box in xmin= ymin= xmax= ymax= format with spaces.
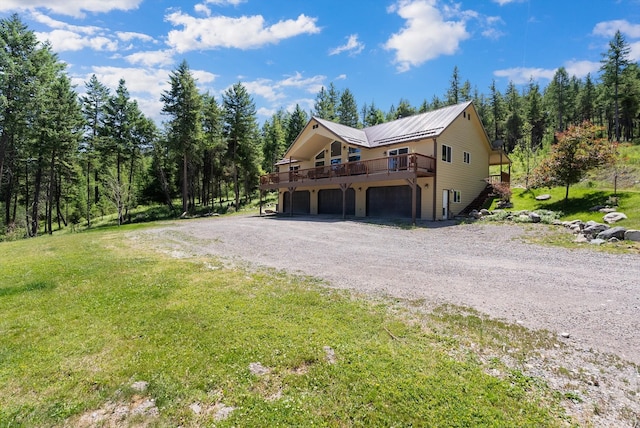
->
xmin=432 ymin=138 xmax=438 ymax=221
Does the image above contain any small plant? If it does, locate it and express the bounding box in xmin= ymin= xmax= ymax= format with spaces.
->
xmin=493 ymin=181 xmax=512 ymax=203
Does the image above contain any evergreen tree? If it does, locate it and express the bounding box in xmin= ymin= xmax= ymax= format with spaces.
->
xmin=286 ymin=104 xmax=308 ymax=147
xmin=446 ymin=66 xmax=461 ymax=105
xmin=313 ymin=85 xmax=338 ymax=121
xmin=161 ymin=60 xmax=203 ymax=215
xmin=395 ymin=98 xmax=416 ymax=119
xmin=261 ymin=110 xmax=287 ymax=173
xmin=81 ymin=74 xmax=110 ymax=226
xmin=223 ymin=82 xmax=259 ymax=210
xmin=601 ymin=30 xmax=631 ymax=142
xmin=504 ymin=81 xmax=523 ymax=152
xmin=201 ymin=92 xmax=226 ymax=207
xmin=337 ymin=88 xmax=359 ymax=127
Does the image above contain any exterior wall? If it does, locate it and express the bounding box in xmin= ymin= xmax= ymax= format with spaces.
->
xmin=434 ymin=109 xmax=490 ymax=218
xmin=276 ymin=108 xmax=491 ymax=221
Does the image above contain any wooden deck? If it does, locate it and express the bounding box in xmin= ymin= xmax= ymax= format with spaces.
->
xmin=259 ymin=154 xmax=436 ymax=190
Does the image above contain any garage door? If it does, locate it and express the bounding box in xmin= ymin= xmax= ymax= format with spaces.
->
xmin=366 ymin=185 xmax=421 ymax=218
xmin=318 ymin=188 xmax=355 ymax=215
xmin=282 ymin=190 xmax=310 ymax=214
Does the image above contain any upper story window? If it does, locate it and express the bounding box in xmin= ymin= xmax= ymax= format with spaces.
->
xmin=315 ymin=150 xmax=325 ymax=167
xmin=330 ymin=141 xmax=342 ymax=157
xmin=463 ymin=151 xmax=470 ymax=164
xmin=348 ymin=147 xmax=361 ymax=162
xmin=442 ymin=144 xmax=452 ymax=163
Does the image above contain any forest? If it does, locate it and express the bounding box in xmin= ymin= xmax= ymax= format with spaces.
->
xmin=1 ymin=14 xmax=639 ymax=238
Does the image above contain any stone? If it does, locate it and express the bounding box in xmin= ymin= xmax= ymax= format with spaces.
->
xmin=624 ymin=229 xmax=640 ymax=242
xmin=560 ymin=332 xmax=570 ymax=339
xmin=528 ymin=212 xmax=541 ymax=223
xmin=599 ymin=207 xmax=617 ymax=213
xmin=535 ymin=194 xmax=551 ymax=200
xmin=574 ymin=234 xmax=589 ymax=243
xmin=603 ymin=212 xmax=627 ymax=224
xmin=597 ymin=226 xmax=627 ymax=241
xmin=589 ymin=205 xmax=605 ymax=212
xmin=583 ymin=222 xmax=609 ymax=238
xmin=480 ymin=209 xmax=491 ymax=216
xmin=590 ymin=238 xmax=606 ymax=245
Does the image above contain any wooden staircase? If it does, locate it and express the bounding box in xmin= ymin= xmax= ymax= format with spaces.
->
xmin=459 ymin=183 xmax=494 ymax=216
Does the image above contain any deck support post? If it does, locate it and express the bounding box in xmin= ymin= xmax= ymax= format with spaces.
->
xmin=339 ymin=183 xmax=352 ymax=220
xmin=287 ymin=186 xmax=297 ymax=216
xmin=406 ymin=178 xmax=417 ymax=226
xmin=259 ymin=189 xmax=263 ymax=217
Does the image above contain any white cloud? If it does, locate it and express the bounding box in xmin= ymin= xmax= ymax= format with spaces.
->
xmin=35 ymin=29 xmax=119 ymax=52
xmin=492 ymin=0 xmax=526 ymax=5
xmin=0 ymin=0 xmax=142 ymax=18
xmin=30 ymin=11 xmax=102 ymax=34
xmin=73 ymin=66 xmax=216 ymax=124
xmin=329 ymin=34 xmax=365 ymax=56
xmin=194 ymin=4 xmax=211 ymax=16
xmin=593 ymin=19 xmax=640 ymax=39
xmin=630 ymin=41 xmax=640 ymax=62
xmin=384 ymin=0 xmax=470 ymax=72
xmin=124 ymin=50 xmax=176 ymax=67
xmin=205 ymin=0 xmax=247 ymax=5
xmin=165 ymin=11 xmax=321 ymax=53
xmin=116 ymin=31 xmax=155 ymax=43
xmin=493 ymin=67 xmax=556 ymax=84
xmin=237 ymin=72 xmax=326 ymax=104
xmin=564 ymin=60 xmax=601 ymax=78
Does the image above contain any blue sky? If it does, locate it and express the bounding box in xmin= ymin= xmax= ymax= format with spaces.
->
xmin=1 ymin=0 xmax=639 ymax=125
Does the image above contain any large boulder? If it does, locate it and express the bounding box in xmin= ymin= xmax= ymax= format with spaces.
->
xmin=624 ymin=230 xmax=640 ymax=242
xmin=535 ymin=194 xmax=551 ymax=201
xmin=583 ymin=222 xmax=609 ymax=238
xmin=597 ymin=226 xmax=627 ymax=241
xmin=603 ymin=212 xmax=627 ymax=224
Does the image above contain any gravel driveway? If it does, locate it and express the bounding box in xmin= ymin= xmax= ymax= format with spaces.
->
xmin=141 ymin=214 xmax=640 ymax=365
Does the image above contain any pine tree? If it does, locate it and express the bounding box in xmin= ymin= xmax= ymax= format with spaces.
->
xmin=161 ymin=60 xmax=203 ymax=215
xmin=601 ymin=30 xmax=631 ymax=142
xmin=337 ymin=88 xmax=359 ymax=127
xmin=223 ymin=82 xmax=259 ymax=210
xmin=286 ymin=104 xmax=308 ymax=147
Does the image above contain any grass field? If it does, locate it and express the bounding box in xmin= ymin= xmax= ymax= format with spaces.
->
xmin=0 ymin=225 xmax=566 ymax=426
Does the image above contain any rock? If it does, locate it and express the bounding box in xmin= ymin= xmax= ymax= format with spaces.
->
xmin=589 ymin=205 xmax=605 ymax=212
xmin=599 ymin=207 xmax=617 ymax=213
xmin=131 ymin=381 xmax=148 ymax=392
xmin=583 ymin=222 xmax=609 ymax=238
xmin=480 ymin=209 xmax=491 ymax=216
xmin=249 ymin=362 xmax=270 ymax=376
xmin=552 ymin=219 xmax=563 ymax=226
xmin=590 ymin=238 xmax=606 ymax=245
xmin=535 ymin=194 xmax=551 ymax=200
xmin=496 ymin=201 xmax=513 ymax=209
xmin=528 ymin=212 xmax=541 ymax=223
xmin=608 ymin=237 xmax=620 ymax=243
xmin=560 ymin=332 xmax=570 ymax=339
xmin=469 ymin=209 xmax=482 ymax=219
xmin=603 ymin=212 xmax=627 ymax=224
xmin=518 ymin=214 xmax=530 ymax=222
xmin=597 ymin=226 xmax=627 ymax=240
xmin=574 ymin=234 xmax=589 ymax=243
xmin=624 ymin=229 xmax=640 ymax=242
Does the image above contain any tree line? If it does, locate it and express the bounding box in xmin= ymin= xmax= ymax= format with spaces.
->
xmin=1 ymin=14 xmax=638 ymax=237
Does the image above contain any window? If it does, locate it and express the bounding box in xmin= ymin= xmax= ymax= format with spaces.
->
xmin=348 ymin=147 xmax=361 ymax=162
xmin=463 ymin=151 xmax=470 ymax=164
xmin=289 ymin=165 xmax=299 ymax=171
xmin=388 ymin=147 xmax=409 ymax=170
xmin=441 ymin=144 xmax=452 ymax=163
xmin=315 ymin=150 xmax=325 ymax=167
xmin=453 ymin=190 xmax=461 ymax=203
xmin=330 ymin=141 xmax=342 ymax=157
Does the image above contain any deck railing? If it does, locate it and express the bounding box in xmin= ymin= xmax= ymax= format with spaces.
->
xmin=487 ymin=171 xmax=511 ymax=185
xmin=260 ymin=153 xmax=436 ymax=187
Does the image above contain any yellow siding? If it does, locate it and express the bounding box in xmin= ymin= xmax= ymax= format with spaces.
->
xmin=435 ymin=109 xmax=490 ymax=218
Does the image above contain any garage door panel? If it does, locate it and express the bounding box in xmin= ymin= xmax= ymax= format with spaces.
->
xmin=318 ymin=189 xmax=355 ymax=215
xmin=283 ymin=190 xmax=310 ymax=214
xmin=366 ymin=186 xmax=420 ymax=218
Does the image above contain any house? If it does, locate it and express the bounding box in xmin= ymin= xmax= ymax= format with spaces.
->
xmin=259 ymin=101 xmax=510 ymax=223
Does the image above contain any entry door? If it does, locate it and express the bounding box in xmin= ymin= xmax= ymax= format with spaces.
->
xmin=442 ymin=189 xmax=449 ymax=220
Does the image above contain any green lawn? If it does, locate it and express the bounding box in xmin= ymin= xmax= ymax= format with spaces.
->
xmin=0 ymin=225 xmax=565 ymax=426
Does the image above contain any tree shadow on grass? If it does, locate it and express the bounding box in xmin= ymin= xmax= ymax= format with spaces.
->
xmin=537 ymin=190 xmax=612 ymax=216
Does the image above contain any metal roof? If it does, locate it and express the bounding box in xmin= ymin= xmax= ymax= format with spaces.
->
xmin=312 ymin=101 xmax=473 ymax=149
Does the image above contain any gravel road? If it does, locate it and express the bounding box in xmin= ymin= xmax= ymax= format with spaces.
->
xmin=140 ymin=214 xmax=640 ymax=366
